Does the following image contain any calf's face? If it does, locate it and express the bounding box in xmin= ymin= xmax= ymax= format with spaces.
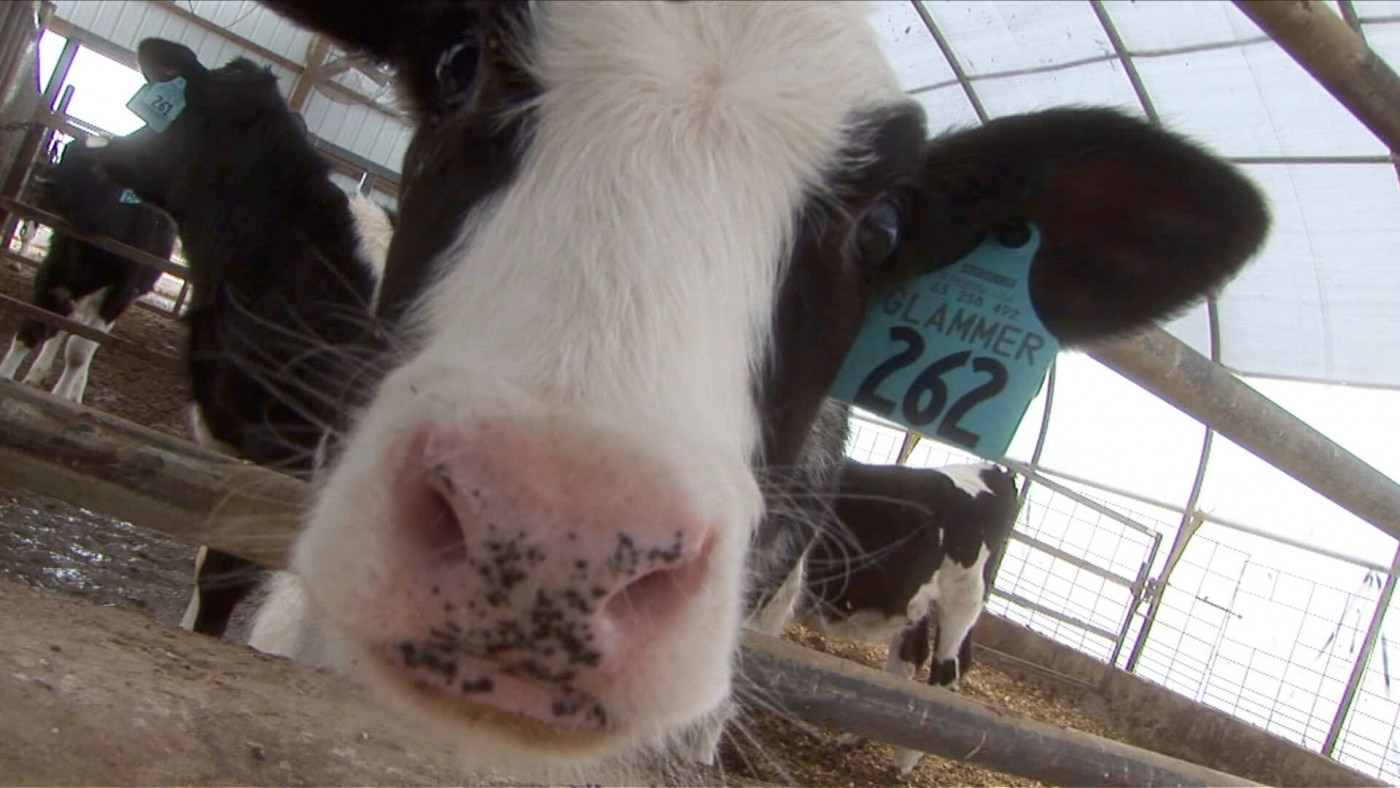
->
xmin=264 ymin=0 xmax=1268 ymax=768
xmin=99 ymin=39 xmax=310 ymax=224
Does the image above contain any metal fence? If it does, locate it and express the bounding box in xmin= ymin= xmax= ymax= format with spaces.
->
xmin=846 ymin=408 xmax=1400 ymax=783
xmin=7 ymin=0 xmax=1400 ymax=783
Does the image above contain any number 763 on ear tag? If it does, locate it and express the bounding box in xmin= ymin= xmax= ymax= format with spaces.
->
xmin=830 ymin=225 xmax=1059 ymax=461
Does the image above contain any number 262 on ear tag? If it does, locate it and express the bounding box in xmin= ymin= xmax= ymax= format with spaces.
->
xmin=830 ymin=225 xmax=1059 ymax=461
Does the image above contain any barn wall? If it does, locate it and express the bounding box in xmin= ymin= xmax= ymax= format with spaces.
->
xmin=975 ymin=613 xmax=1382 ymax=787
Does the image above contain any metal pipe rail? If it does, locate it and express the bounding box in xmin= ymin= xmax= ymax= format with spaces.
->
xmin=1236 ymin=0 xmax=1400 ymax=156
xmin=0 ymin=380 xmax=1258 ymax=787
xmin=1087 ymin=327 xmax=1400 ymax=544
xmin=0 ymin=196 xmax=187 ymax=278
xmin=0 ymin=291 xmax=181 ymax=371
xmin=1 ymin=248 xmax=186 ymax=320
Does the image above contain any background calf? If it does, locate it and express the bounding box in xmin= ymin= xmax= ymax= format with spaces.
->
xmin=803 ymin=460 xmax=1018 ymax=775
xmin=0 ymin=139 xmax=176 ymax=403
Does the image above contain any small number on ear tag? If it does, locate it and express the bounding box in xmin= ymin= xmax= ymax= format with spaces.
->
xmin=125 ymin=77 xmax=187 ymax=133
xmin=830 ymin=224 xmax=1059 ymax=461
xmin=118 ymin=189 xmax=141 ymax=204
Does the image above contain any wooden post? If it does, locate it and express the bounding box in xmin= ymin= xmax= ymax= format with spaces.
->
xmin=287 ymin=35 xmax=329 ymax=113
xmin=0 ymin=196 xmax=188 ymax=278
xmin=1236 ymin=0 xmax=1400 ymax=154
xmin=0 ymin=381 xmax=302 ymax=569
xmin=0 ymin=292 xmax=182 ymax=370
xmin=0 ymin=0 xmax=42 ymax=238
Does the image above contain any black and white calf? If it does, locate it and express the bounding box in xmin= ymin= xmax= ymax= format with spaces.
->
xmin=251 ymin=1 xmax=1268 ymax=777
xmin=0 ymin=139 xmax=177 ymax=403
xmin=802 ymin=460 xmax=1018 ymax=776
xmin=97 ymin=39 xmax=390 ymax=639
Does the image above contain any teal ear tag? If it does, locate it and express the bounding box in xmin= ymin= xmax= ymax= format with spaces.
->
xmin=126 ymin=77 xmax=187 ymax=133
xmin=830 ymin=225 xmax=1059 ymax=460
xmin=118 ymin=189 xmax=141 ymax=204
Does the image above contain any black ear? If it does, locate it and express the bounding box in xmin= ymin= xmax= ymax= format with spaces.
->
xmin=136 ymin=38 xmax=205 ymax=83
xmin=259 ymin=1 xmax=411 ymax=62
xmin=895 ymin=108 xmax=1269 ymax=345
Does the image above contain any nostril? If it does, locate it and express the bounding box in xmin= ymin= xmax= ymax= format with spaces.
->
xmin=603 ymin=564 xmax=687 ymax=625
xmin=403 ymin=468 xmax=468 ymax=565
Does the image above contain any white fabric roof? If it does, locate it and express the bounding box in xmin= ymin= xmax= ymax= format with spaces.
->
xmin=869 ymin=0 xmax=1400 ymax=389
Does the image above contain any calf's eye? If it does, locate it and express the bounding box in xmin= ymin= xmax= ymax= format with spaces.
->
xmin=435 ymin=33 xmax=482 ymax=105
xmin=856 ymin=197 xmax=901 ymax=272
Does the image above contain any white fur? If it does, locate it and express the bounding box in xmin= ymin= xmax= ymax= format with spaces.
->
xmin=15 ymin=219 xmax=37 ymax=257
xmin=347 ymin=191 xmax=392 ymax=309
xmin=3 ymin=289 xmax=107 ymax=400
xmin=889 ymin=543 xmax=991 ymax=775
xmin=681 ymin=548 xmax=814 ymax=766
xmin=19 ymin=334 xmax=62 ymax=386
xmin=179 ymin=545 xmax=210 ymax=632
xmin=925 ymin=543 xmax=990 ymax=676
xmin=247 ymin=571 xmax=336 ymax=664
xmin=259 ymin=1 xmax=908 ymax=775
xmin=50 ymin=330 xmax=105 ymax=403
xmin=0 ymin=335 xmax=31 ymax=380
xmin=49 ymin=290 xmax=112 ymax=403
xmin=186 ymin=403 xmax=238 ymax=456
xmin=938 ymin=463 xmax=994 ymax=499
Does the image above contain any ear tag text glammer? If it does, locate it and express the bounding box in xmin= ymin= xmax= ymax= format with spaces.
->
xmin=830 ymin=225 xmax=1058 ymax=461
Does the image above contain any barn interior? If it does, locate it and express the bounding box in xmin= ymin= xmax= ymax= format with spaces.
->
xmin=0 ymin=2 xmax=1398 ymax=786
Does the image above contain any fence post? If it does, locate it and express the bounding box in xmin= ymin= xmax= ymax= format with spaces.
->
xmin=1124 ymin=511 xmax=1205 ymax=673
xmin=1324 ymin=543 xmax=1400 ymax=755
xmin=0 ymin=0 xmax=42 ymax=243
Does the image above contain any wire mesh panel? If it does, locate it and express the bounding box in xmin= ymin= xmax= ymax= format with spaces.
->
xmin=844 ymin=411 xmax=907 ymax=464
xmin=994 ymin=491 xmax=1147 ymax=640
xmin=1134 ymin=529 xmax=1380 ymax=754
xmin=1332 ymin=592 xmax=1400 ymax=782
xmin=988 ymin=477 xmax=1163 ymax=662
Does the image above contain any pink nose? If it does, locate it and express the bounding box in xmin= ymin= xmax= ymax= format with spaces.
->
xmin=380 ymin=421 xmax=714 ymax=727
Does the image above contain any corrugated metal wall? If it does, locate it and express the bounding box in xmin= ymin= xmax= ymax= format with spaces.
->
xmin=49 ymin=0 xmax=412 ymax=178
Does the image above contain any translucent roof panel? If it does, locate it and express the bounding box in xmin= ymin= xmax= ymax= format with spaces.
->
xmin=909 ymin=83 xmax=982 ymax=134
xmin=1100 ymin=0 xmax=1274 ymax=51
xmin=974 ymin=58 xmax=1143 ymax=118
xmin=1034 ymin=354 xmax=1209 ymax=508
xmin=1135 ymin=43 xmax=1384 ymax=157
xmin=1216 ymin=163 xmax=1400 ymax=386
xmin=868 ymin=1 xmax=955 ymax=92
xmin=920 ymin=1 xmax=1112 ymax=76
xmin=872 ymin=0 xmax=1400 ymax=388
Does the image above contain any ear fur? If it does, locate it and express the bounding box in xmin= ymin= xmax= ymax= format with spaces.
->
xmin=896 ymin=108 xmax=1269 ymax=345
xmin=136 ymin=38 xmax=204 ymax=83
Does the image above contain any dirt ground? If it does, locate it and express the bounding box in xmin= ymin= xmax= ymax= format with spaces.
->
xmin=0 ymin=236 xmax=1138 ymax=787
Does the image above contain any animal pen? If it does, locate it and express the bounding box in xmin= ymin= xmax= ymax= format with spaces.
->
xmin=0 ymin=1 xmax=1398 ymax=786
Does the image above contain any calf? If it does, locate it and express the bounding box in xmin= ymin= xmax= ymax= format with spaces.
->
xmin=97 ymin=40 xmax=388 ymax=639
xmin=252 ymin=1 xmax=1269 ymax=777
xmin=0 ymin=139 xmax=176 ymax=403
xmin=802 ymin=460 xmax=1017 ymax=776
xmin=15 ymin=218 xmax=38 ymax=257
